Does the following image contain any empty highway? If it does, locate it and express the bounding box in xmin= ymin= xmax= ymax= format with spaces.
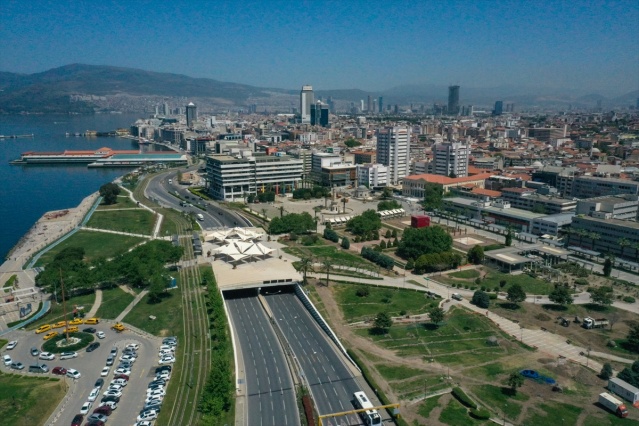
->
xmin=226 ymin=291 xmax=299 ymax=426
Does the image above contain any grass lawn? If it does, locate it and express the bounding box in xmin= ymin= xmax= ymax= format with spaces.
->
xmin=285 ymin=245 xmax=378 ymax=271
xmin=438 ymin=267 xmax=554 ymax=295
xmin=35 ymin=231 xmax=146 ymax=266
xmin=584 ymin=413 xmax=639 ymax=426
xmin=448 ymin=269 xmax=480 ymax=279
xmin=28 ymin=292 xmax=96 ymax=330
xmin=159 ymin=213 xmax=178 ymax=236
xmin=124 ymin=285 xmax=182 ymax=337
xmin=439 ymin=397 xmax=486 ymax=425
xmin=374 ymin=364 xmax=426 ymax=381
xmin=418 ymin=394 xmax=442 ymax=418
xmin=0 ymin=372 xmax=67 ymax=426
xmin=0 ymin=339 xmax=7 ymax=349
xmin=86 ymin=209 xmax=156 ymax=235
xmin=95 ymin=286 xmax=135 ymax=319
xmin=96 ymin=195 xmax=138 ymax=210
xmin=333 ymin=284 xmax=440 ymax=322
xmin=470 ymin=384 xmax=528 ymax=420
xmin=524 ymin=402 xmax=581 ymax=426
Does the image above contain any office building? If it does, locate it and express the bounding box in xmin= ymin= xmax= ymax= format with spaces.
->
xmin=300 ymin=85 xmax=314 ymax=124
xmin=500 ymin=187 xmax=577 ymax=214
xmin=376 ymin=126 xmax=411 ymax=185
xmin=433 ymin=142 xmax=469 ymax=177
xmin=206 ymin=152 xmax=303 ymax=201
xmin=378 ymin=96 xmax=384 ymax=114
xmin=571 ymin=176 xmax=639 ymax=199
xmin=185 ymin=102 xmax=197 ymax=128
xmin=493 ymin=101 xmax=503 ymax=116
xmin=402 ymin=173 xmax=492 ymax=198
xmin=351 ymin=150 xmax=377 ymax=165
xmin=448 ymin=85 xmax=460 ymax=115
xmin=576 ymin=195 xmax=639 ymax=220
xmin=310 ymin=102 xmax=329 ymax=127
xmin=568 ymin=216 xmax=639 ymax=260
xmin=357 ymin=164 xmax=388 ymax=188
xmin=527 ymin=126 xmax=567 ymax=142
xmin=163 ymin=102 xmax=170 ymax=116
xmin=367 ymin=95 xmax=372 ymax=113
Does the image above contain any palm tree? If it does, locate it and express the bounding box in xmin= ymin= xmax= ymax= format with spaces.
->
xmin=342 ymin=197 xmax=348 ymax=214
xmin=588 ymin=232 xmax=600 ymax=250
xmin=297 ymin=257 xmax=313 ymax=286
xmin=632 ymin=242 xmax=639 ymax=264
xmin=322 ymin=258 xmax=332 ymax=287
xmin=279 ymin=206 xmax=285 ymax=218
xmin=619 ymin=238 xmax=631 ymax=259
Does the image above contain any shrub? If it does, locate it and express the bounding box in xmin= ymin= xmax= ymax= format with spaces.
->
xmin=574 ymin=278 xmax=589 ymax=286
xmin=471 ymin=290 xmax=490 ymax=308
xmin=356 ymin=287 xmax=370 ymax=297
xmin=488 ymin=293 xmax=498 ymax=300
xmin=43 ymin=332 xmax=95 ymax=353
xmin=301 ymin=234 xmax=319 ymax=246
xmin=361 ymin=246 xmax=395 ymax=270
xmin=341 ymin=236 xmax=350 ymax=249
xmin=624 ymin=296 xmax=636 ymax=303
xmin=470 ymin=408 xmax=491 ymax=420
xmin=452 ymin=387 xmax=477 ymax=409
xmin=475 ymin=277 xmax=482 ymax=285
xmin=323 ymin=228 xmax=339 ymax=243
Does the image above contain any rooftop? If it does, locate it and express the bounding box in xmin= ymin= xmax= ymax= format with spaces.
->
xmin=404 ymin=172 xmax=493 ymax=185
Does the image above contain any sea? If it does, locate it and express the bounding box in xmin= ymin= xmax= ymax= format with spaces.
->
xmin=0 ymin=113 xmax=149 ymax=259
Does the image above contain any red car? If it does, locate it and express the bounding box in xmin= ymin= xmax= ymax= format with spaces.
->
xmin=52 ymin=366 xmax=67 ymax=375
xmin=71 ymin=413 xmax=83 ymax=426
xmin=113 ymin=374 xmax=129 ymax=381
xmin=93 ymin=405 xmax=112 ymax=416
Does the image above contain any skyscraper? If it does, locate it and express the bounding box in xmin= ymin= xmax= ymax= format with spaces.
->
xmin=300 ymin=85 xmax=314 ymax=123
xmin=310 ymin=102 xmax=330 ymax=127
xmin=378 ymin=96 xmax=383 ymax=114
xmin=493 ymin=101 xmax=504 ymax=116
xmin=186 ymin=102 xmax=197 ymax=128
xmin=163 ymin=102 xmax=170 ymax=116
xmin=376 ymin=126 xmax=411 ymax=185
xmin=433 ymin=142 xmax=469 ymax=177
xmin=367 ymin=95 xmax=372 ymax=113
xmin=448 ymin=85 xmax=460 ymax=116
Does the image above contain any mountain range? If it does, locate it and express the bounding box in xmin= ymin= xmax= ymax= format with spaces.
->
xmin=0 ymin=64 xmax=636 ymax=113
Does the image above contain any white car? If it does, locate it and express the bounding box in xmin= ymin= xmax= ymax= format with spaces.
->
xmin=39 ymin=352 xmax=55 ymax=360
xmin=126 ymin=343 xmax=140 ymax=350
xmin=59 ymin=352 xmax=78 ymax=360
xmin=145 ymin=396 xmax=163 ymax=405
xmin=3 ymin=355 xmax=12 ymax=366
xmin=135 ymin=421 xmax=153 ymax=426
xmin=66 ymin=369 xmax=81 ymax=379
xmin=115 ymin=367 xmax=131 ymax=375
xmin=88 ymin=388 xmax=100 ymax=402
xmin=111 ymin=378 xmax=127 ymax=387
xmin=158 ymin=356 xmax=175 ymax=365
xmin=137 ymin=409 xmax=159 ymax=422
xmin=159 ymin=345 xmax=174 ymax=352
xmin=100 ymin=366 xmax=110 ymax=377
xmin=120 ymin=354 xmax=136 ymax=363
xmin=6 ymin=341 xmax=17 ymax=350
xmin=96 ymin=331 xmax=105 ymax=339
xmin=102 ymin=389 xmax=122 ymax=398
xmin=146 ymin=389 xmax=166 ymax=398
xmin=155 ymin=371 xmax=170 ymax=380
xmin=80 ymin=401 xmax=92 ymax=415
xmin=107 ymin=384 xmax=123 ymax=392
xmin=99 ymin=400 xmax=118 ymax=410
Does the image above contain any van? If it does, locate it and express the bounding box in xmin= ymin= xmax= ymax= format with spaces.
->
xmin=196 ymin=213 xmax=204 ymax=221
xmin=29 ymin=364 xmax=49 ymax=373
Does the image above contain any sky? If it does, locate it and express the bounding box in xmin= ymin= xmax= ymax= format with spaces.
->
xmin=1 ymin=0 xmax=638 ymax=96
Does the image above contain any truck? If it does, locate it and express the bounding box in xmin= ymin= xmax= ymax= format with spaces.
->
xmin=583 ymin=317 xmax=609 ymax=329
xmin=599 ymin=392 xmax=629 ymax=418
xmin=609 ymin=377 xmax=639 ymax=405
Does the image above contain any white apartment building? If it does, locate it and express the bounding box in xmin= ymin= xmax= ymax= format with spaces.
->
xmin=300 ymin=85 xmax=314 ymax=124
xmin=356 ymin=164 xmax=388 ymax=188
xmin=206 ymin=153 xmax=303 ymax=200
xmin=376 ymin=126 xmax=410 ymax=185
xmin=433 ymin=142 xmax=469 ymax=177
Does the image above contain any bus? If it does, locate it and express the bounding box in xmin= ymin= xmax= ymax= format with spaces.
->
xmin=353 ymin=391 xmax=382 ymax=426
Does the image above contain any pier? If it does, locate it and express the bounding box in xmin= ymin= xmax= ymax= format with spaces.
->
xmin=0 ymin=134 xmax=34 ymax=139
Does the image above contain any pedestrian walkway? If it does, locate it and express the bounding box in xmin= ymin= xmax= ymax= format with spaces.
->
xmin=85 ymin=289 xmax=102 ymax=318
xmin=115 ymin=289 xmax=148 ymax=322
xmin=79 ymin=226 xmax=151 ymax=239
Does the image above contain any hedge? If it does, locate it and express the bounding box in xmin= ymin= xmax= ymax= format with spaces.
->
xmin=470 ymin=408 xmax=491 ymax=419
xmin=42 ymin=332 xmax=94 ymax=353
xmin=452 ymin=387 xmax=477 ymax=409
xmin=623 ymin=296 xmax=636 ymax=303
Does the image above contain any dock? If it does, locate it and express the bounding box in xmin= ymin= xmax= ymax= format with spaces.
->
xmin=0 ymin=134 xmax=34 ymax=139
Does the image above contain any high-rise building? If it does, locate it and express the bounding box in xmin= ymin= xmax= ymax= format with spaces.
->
xmin=310 ymin=102 xmax=329 ymax=127
xmin=163 ymin=102 xmax=170 ymax=116
xmin=378 ymin=96 xmax=384 ymax=114
xmin=376 ymin=126 xmax=411 ymax=185
xmin=448 ymin=85 xmax=460 ymax=115
xmin=300 ymin=85 xmax=314 ymax=123
xmin=433 ymin=142 xmax=470 ymax=177
xmin=493 ymin=101 xmax=504 ymax=116
xmin=186 ymin=102 xmax=197 ymax=128
xmin=367 ymin=95 xmax=372 ymax=113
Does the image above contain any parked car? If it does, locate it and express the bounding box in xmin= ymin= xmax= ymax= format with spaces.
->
xmin=99 ymin=400 xmax=117 ymax=410
xmin=10 ymin=362 xmax=24 ymax=370
xmin=28 ymin=364 xmax=49 ymax=373
xmin=30 ymin=347 xmax=40 ymax=356
xmin=155 ymin=371 xmax=170 ymax=380
xmin=100 ymin=395 xmax=120 ymax=404
xmin=102 ymin=389 xmax=122 ymax=398
xmin=100 ymin=367 xmax=110 ymax=377
xmin=111 ymin=378 xmax=127 ymax=387
xmin=159 ymin=355 xmax=175 ymax=364
xmin=110 ymin=347 xmax=118 ymax=356
xmin=93 ymin=405 xmax=112 ymax=416
xmin=60 ymin=352 xmax=78 ymax=360
xmin=52 ymin=320 xmax=68 ymax=329
xmin=106 ymin=356 xmax=114 ymax=366
xmin=43 ymin=331 xmax=58 ymax=340
xmin=39 ymin=352 xmax=55 ymax=360
xmin=96 ymin=331 xmax=105 ymax=339
xmin=87 ymin=413 xmax=108 ymax=423
xmin=143 ymin=403 xmax=162 ymax=412
xmin=137 ymin=410 xmax=159 ymax=422
xmin=115 ymin=367 xmax=131 ymax=375
xmin=126 ymin=343 xmax=140 ymax=350
xmin=52 ymin=366 xmax=67 ymax=375
xmin=84 ymin=317 xmax=100 ymax=325
xmin=120 ymin=354 xmax=136 ymax=363
xmin=88 ymin=388 xmax=100 ymax=402
xmin=3 ymin=355 xmax=11 ymax=366
xmin=71 ymin=414 xmax=83 ymax=426
xmin=69 ymin=318 xmax=83 ymax=326
xmin=80 ymin=401 xmax=92 ymax=415
xmin=35 ymin=324 xmax=52 ymax=334
xmin=86 ymin=421 xmax=105 ymax=426
xmin=66 ymin=369 xmax=81 ymax=379
xmin=113 ymin=374 xmax=130 ymax=381
xmin=94 ymin=378 xmax=104 ymax=388
xmin=86 ymin=342 xmax=100 ymax=352
xmin=155 ymin=365 xmax=172 ymax=373
xmin=83 ymin=327 xmax=97 ymax=333
xmin=6 ymin=341 xmax=17 ymax=350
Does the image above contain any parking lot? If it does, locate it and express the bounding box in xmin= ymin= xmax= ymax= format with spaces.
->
xmin=1 ymin=323 xmax=164 ymax=425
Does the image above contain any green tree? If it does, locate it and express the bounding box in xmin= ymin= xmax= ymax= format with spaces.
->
xmin=548 ymin=284 xmax=574 ymax=307
xmin=379 ymin=240 xmax=387 ymax=249
xmin=625 ymin=323 xmax=639 ymax=354
xmin=471 ymin=290 xmax=490 ymax=308
xmin=341 ymin=237 xmax=350 ymax=250
xmin=397 ymin=226 xmax=452 ymax=260
xmin=381 ymin=187 xmax=393 ymax=199
xmin=428 ymin=307 xmax=445 ymax=326
xmin=505 ymin=229 xmax=513 ymax=247
xmin=296 ymin=257 xmax=313 ymax=286
xmin=600 ymin=363 xmax=614 ymax=380
xmin=618 ymin=360 xmax=639 ymax=386
xmin=99 ymin=182 xmax=121 ymax=205
xmin=346 ymin=210 xmax=382 ymax=238
xmin=385 ymin=229 xmax=392 ymax=238
xmin=373 ymin=312 xmax=392 ymax=332
xmin=322 ymin=258 xmax=332 ymax=287
xmin=377 ymin=200 xmax=401 ymax=211
xmin=467 ymin=245 xmax=484 ymax=265
xmin=147 ymin=274 xmax=167 ymax=304
xmin=603 ymin=257 xmax=612 ymax=277
xmin=590 ymin=286 xmax=614 ymax=306
xmin=405 ymin=258 xmax=415 ymax=271
xmin=422 ymin=183 xmax=443 ymax=211
xmin=506 ymin=284 xmax=527 ymax=306
xmin=344 ymin=138 xmax=362 ymax=148
xmin=507 ymin=372 xmax=525 ymax=395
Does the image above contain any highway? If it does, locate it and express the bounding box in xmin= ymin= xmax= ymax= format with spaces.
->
xmin=265 ymin=290 xmax=366 ymax=426
xmin=225 ymin=290 xmax=300 ymax=426
xmin=144 ymin=170 xmax=252 ymax=229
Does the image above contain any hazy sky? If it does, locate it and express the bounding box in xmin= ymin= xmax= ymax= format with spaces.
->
xmin=1 ymin=0 xmax=637 ymax=95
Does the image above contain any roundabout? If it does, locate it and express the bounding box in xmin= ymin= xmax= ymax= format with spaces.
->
xmin=42 ymin=332 xmax=94 ymax=353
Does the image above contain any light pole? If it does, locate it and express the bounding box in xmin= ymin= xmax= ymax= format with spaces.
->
xmin=520 ymin=325 xmax=523 ymax=342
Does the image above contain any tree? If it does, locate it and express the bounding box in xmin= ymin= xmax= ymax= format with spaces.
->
xmin=471 ymin=290 xmax=490 ymax=308
xmin=590 ymin=286 xmax=614 ymax=306
xmin=405 ymin=258 xmax=415 ymax=271
xmin=323 ymin=228 xmax=339 ymax=243
xmin=378 ymin=200 xmax=401 ymax=211
xmin=99 ymin=182 xmax=120 ymax=205
xmin=373 ymin=312 xmax=392 ymax=332
xmin=396 ymin=226 xmax=452 ymax=260
xmin=618 ymin=360 xmax=639 ymax=387
xmin=619 ymin=238 xmax=631 ymax=258
xmin=548 ymin=284 xmax=574 ymax=307
xmin=344 ymin=138 xmax=362 ymax=148
xmin=505 ymin=229 xmax=513 ymax=247
xmin=422 ymin=183 xmax=443 ymax=211
xmin=322 ymin=258 xmax=332 ymax=287
xmin=428 ymin=307 xmax=445 ymax=326
xmin=381 ymin=187 xmax=393 ymax=199
xmin=346 ymin=210 xmax=382 ymax=238
xmin=506 ymin=284 xmax=527 ymax=306
xmin=603 ymin=257 xmax=612 ymax=277
xmin=507 ymin=372 xmax=525 ymax=395
xmin=341 ymin=237 xmax=350 ymax=250
xmin=379 ymin=240 xmax=387 ymax=249
xmin=626 ymin=323 xmax=639 ymax=353
xmin=296 ymin=257 xmax=313 ymax=286
xmin=600 ymin=363 xmax=614 ymax=380
xmin=467 ymin=245 xmax=484 ymax=265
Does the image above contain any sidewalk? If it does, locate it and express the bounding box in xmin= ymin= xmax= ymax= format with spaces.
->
xmin=115 ymin=290 xmax=148 ymax=322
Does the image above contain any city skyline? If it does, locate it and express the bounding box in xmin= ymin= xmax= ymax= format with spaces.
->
xmin=1 ymin=1 xmax=637 ymax=96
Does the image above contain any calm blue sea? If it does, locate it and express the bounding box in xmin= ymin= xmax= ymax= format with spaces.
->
xmin=0 ymin=113 xmax=145 ymax=258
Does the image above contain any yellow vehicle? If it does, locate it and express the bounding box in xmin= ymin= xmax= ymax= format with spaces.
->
xmin=84 ymin=317 xmax=100 ymax=325
xmin=63 ymin=326 xmax=79 ymax=333
xmin=112 ymin=323 xmax=125 ymax=333
xmin=43 ymin=331 xmax=58 ymax=340
xmin=69 ymin=318 xmax=83 ymax=326
xmin=52 ymin=321 xmax=68 ymax=329
xmin=35 ymin=324 xmax=52 ymax=334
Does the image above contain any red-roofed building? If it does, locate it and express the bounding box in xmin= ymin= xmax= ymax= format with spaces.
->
xmin=402 ymin=173 xmax=492 ymax=198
